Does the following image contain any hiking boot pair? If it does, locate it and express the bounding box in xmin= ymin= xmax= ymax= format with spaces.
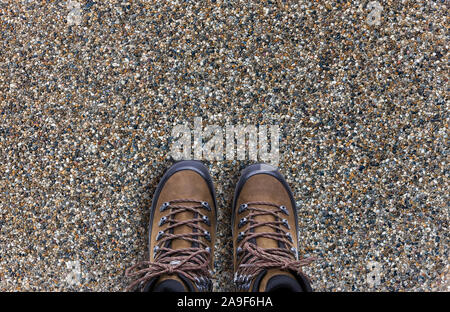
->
xmin=125 ymin=161 xmax=314 ymax=292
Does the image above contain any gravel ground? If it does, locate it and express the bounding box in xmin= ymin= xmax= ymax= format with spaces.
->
xmin=0 ymin=0 xmax=448 ymax=291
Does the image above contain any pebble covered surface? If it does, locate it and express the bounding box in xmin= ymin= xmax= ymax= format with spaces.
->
xmin=0 ymin=0 xmax=448 ymax=291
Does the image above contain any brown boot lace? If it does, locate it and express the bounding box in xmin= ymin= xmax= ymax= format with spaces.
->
xmin=125 ymin=199 xmax=213 ymax=291
xmin=234 ymin=201 xmax=316 ymax=290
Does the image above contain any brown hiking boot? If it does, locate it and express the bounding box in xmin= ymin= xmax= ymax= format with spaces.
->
xmin=126 ymin=160 xmax=217 ymax=292
xmin=232 ymin=164 xmax=315 ymax=292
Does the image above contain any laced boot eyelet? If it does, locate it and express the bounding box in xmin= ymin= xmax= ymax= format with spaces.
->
xmin=281 ymin=219 xmax=290 ymax=229
xmin=285 ymin=232 xmax=293 ymax=242
xmin=204 ymin=230 xmax=211 ymax=242
xmin=236 ymin=246 xmax=243 ymax=256
xmin=279 ymin=205 xmax=289 ymax=215
xmin=153 ymin=245 xmax=160 ymax=257
xmin=194 ymin=277 xmax=203 ymax=291
xmin=201 ymin=201 xmax=211 ymax=211
xmin=290 ymin=247 xmax=297 ymax=256
xmin=159 ymin=216 xmax=168 ymax=226
xmin=205 ymin=276 xmax=212 ymax=288
xmin=195 ymin=276 xmax=211 ymax=291
xmin=243 ymin=275 xmax=251 ymax=290
xmin=233 ymin=273 xmax=240 ymax=284
xmin=160 ymin=202 xmax=170 ymax=212
xmin=156 ymin=231 xmax=164 ymax=241
xmin=238 ymin=217 xmax=248 ymax=228
xmin=237 ymin=231 xmax=245 ymax=242
xmin=238 ymin=203 xmax=248 ymax=214
xmin=202 ymin=215 xmax=210 ymax=226
xmin=202 ymin=277 xmax=211 ymax=290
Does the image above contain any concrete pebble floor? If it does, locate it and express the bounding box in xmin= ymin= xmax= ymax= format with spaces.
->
xmin=0 ymin=1 xmax=448 ymax=291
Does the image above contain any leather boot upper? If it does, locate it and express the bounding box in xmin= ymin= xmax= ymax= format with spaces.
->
xmin=232 ymin=164 xmax=314 ymax=291
xmin=126 ymin=162 xmax=217 ymax=292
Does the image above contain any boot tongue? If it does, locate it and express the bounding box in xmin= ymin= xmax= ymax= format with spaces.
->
xmin=254 ymin=269 xmax=303 ymax=292
xmin=146 ymin=274 xmax=195 ymax=292
xmin=252 ymin=204 xmax=279 ymax=248
xmin=171 ymin=202 xmax=198 ymax=249
xmin=153 ymin=278 xmax=186 ymax=292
